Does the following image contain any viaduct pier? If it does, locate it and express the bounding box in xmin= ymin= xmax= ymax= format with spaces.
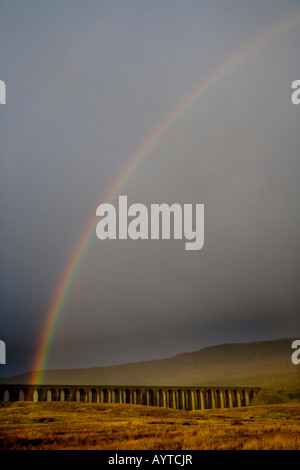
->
xmin=0 ymin=384 xmax=261 ymax=411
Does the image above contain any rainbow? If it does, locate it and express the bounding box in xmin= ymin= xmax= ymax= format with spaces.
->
xmin=31 ymin=9 xmax=300 ymax=384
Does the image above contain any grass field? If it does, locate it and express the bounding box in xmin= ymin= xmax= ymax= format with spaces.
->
xmin=0 ymin=401 xmax=300 ymax=450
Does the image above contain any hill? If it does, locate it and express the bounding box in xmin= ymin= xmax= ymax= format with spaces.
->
xmin=1 ymin=338 xmax=299 ymax=391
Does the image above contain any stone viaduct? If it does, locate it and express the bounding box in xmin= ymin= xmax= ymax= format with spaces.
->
xmin=0 ymin=384 xmax=261 ymax=410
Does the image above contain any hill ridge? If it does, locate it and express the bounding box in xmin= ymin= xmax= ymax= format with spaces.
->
xmin=1 ymin=337 xmax=299 ymax=389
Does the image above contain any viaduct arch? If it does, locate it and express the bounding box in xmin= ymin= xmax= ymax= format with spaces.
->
xmin=0 ymin=384 xmax=260 ymax=410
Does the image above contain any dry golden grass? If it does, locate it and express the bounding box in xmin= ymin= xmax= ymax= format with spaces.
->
xmin=0 ymin=401 xmax=300 ymax=450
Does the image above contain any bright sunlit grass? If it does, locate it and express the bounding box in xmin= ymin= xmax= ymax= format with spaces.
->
xmin=0 ymin=401 xmax=300 ymax=450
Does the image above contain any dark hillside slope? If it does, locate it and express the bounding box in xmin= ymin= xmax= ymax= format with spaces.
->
xmin=1 ymin=338 xmax=299 ymax=391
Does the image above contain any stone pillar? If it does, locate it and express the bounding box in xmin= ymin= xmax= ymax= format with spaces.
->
xmin=157 ymin=389 xmax=166 ymax=407
xmin=162 ymin=389 xmax=167 ymax=407
xmin=197 ymin=390 xmax=205 ymax=409
xmin=123 ymin=389 xmax=131 ymax=404
xmin=11 ymin=388 xmax=20 ymax=402
xmin=26 ymin=387 xmax=35 ymax=401
xmin=178 ymin=390 xmax=185 ymax=410
xmin=244 ymin=390 xmax=249 ymax=406
xmin=171 ymin=390 xmax=176 ymax=409
xmin=81 ymin=389 xmax=88 ymax=402
xmin=134 ymin=389 xmax=142 ymax=405
xmin=90 ymin=388 xmax=99 ymax=403
xmin=227 ymin=390 xmax=233 ymax=408
xmin=70 ymin=388 xmax=77 ymax=402
xmin=219 ymin=390 xmax=224 ymax=408
xmin=190 ymin=390 xmax=196 ymax=410
xmin=37 ymin=387 xmax=47 ymax=402
xmin=209 ymin=390 xmax=216 ymax=409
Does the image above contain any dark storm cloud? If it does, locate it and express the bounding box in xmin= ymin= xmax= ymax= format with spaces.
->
xmin=0 ymin=0 xmax=299 ymax=376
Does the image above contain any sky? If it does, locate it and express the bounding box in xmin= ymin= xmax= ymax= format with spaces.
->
xmin=0 ymin=0 xmax=300 ymax=378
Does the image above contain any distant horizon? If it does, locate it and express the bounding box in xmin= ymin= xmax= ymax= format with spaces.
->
xmin=1 ymin=335 xmax=296 ymax=381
